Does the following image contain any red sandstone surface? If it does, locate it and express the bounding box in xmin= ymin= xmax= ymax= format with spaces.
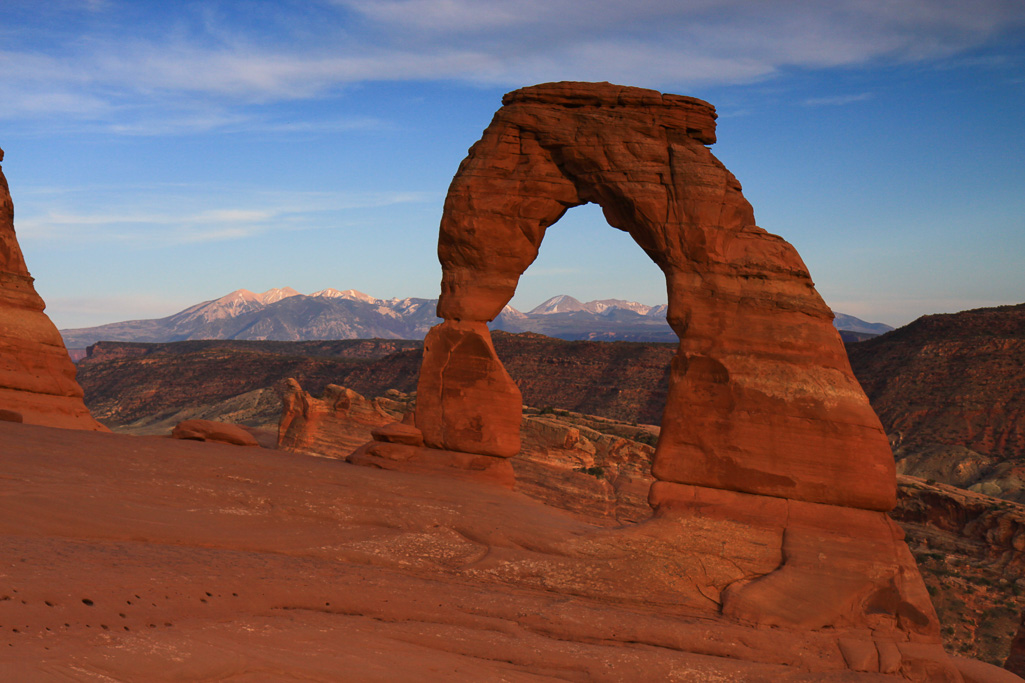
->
xmin=0 ymin=421 xmax=981 ymax=681
xmin=0 ymin=148 xmax=103 ymax=431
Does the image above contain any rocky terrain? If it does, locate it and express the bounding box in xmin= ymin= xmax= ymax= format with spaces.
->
xmin=272 ymin=378 xmax=1023 ymax=669
xmin=847 ymin=303 xmax=1025 ymax=502
xmin=9 ymin=418 xmax=1009 ymax=681
xmin=74 ymin=322 xmax=1025 ymax=669
xmin=76 ymin=333 xmax=680 ymax=430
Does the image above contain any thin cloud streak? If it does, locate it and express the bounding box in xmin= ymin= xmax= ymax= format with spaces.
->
xmin=803 ymin=92 xmax=874 ymax=106
xmin=15 ymin=185 xmax=436 ymax=246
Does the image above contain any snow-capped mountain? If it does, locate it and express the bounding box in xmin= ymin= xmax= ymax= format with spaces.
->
xmin=59 ymin=288 xmax=441 ymax=348
xmin=60 ymin=289 xmax=891 ymax=348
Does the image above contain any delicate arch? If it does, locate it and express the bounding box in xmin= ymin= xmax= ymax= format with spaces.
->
xmin=416 ymin=82 xmax=895 ymax=511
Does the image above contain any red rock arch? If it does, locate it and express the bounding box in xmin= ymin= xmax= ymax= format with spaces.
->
xmin=415 ymin=82 xmax=895 ymax=512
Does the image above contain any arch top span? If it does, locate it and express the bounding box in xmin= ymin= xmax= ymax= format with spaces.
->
xmin=418 ymin=81 xmax=896 ymax=512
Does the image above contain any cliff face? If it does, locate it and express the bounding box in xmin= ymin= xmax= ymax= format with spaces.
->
xmin=0 ymin=147 xmax=103 ymax=430
xmin=847 ymin=303 xmax=1025 ymax=501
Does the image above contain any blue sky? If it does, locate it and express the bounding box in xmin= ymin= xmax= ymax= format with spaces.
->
xmin=1 ymin=0 xmax=1023 ymax=329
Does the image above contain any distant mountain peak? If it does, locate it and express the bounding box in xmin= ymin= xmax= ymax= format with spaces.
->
xmin=528 ymin=295 xmax=586 ymax=315
xmin=257 ymin=287 xmax=301 ymax=304
xmin=528 ymin=295 xmax=655 ymax=316
xmin=59 ymin=284 xmax=895 ymax=350
xmin=216 ymin=288 xmax=258 ymax=303
xmin=312 ymin=288 xmax=379 ymax=304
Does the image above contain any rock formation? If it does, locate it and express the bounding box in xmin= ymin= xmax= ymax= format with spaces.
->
xmin=414 ymin=81 xmax=894 ymax=510
xmin=342 ymin=81 xmax=970 ymax=677
xmin=277 ymin=379 xmax=403 ymax=457
xmin=0 ymin=147 xmax=103 ymax=430
xmin=10 ymin=419 xmax=1019 ymax=681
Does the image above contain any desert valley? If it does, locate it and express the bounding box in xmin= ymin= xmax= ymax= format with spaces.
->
xmin=3 ymin=79 xmax=1025 ymax=683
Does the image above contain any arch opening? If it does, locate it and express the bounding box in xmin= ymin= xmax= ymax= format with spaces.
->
xmin=504 ymin=202 xmax=668 ymax=326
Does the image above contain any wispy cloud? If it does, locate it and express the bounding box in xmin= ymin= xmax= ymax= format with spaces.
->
xmin=803 ymin=92 xmax=874 ymax=106
xmin=1 ymin=0 xmax=1023 ymax=132
xmin=15 ymin=184 xmax=436 ymax=246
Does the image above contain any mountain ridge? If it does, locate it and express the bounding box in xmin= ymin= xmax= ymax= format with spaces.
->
xmin=60 ymin=288 xmax=893 ymax=348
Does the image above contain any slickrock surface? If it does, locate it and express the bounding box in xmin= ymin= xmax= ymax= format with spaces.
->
xmin=418 ymin=81 xmax=894 ymax=510
xmin=0 ymin=147 xmax=103 ymax=430
xmin=280 ymin=381 xmax=1025 ymax=669
xmin=0 ymin=421 xmax=975 ymax=681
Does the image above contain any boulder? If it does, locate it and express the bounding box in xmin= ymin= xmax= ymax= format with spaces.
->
xmin=371 ymin=422 xmax=425 ymax=447
xmin=171 ymin=419 xmax=259 ymax=447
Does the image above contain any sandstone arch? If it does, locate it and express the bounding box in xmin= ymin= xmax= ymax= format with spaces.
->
xmin=414 ymin=82 xmax=895 ymax=512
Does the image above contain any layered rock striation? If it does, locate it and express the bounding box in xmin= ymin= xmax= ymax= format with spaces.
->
xmin=0 ymin=147 xmax=102 ymax=430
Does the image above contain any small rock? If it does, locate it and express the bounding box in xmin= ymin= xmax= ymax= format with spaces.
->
xmin=371 ymin=423 xmax=425 ymax=447
xmin=0 ymin=409 xmax=24 ymax=423
xmin=171 ymin=419 xmax=259 ymax=447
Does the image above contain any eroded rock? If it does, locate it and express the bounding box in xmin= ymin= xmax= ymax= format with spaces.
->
xmin=0 ymin=147 xmax=104 ymax=431
xmin=171 ymin=419 xmax=259 ymax=447
xmin=414 ymin=81 xmax=893 ymax=511
xmin=277 ymin=379 xmax=399 ymax=458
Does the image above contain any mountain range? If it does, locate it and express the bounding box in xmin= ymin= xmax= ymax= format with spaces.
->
xmin=59 ymin=287 xmax=892 ymax=348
